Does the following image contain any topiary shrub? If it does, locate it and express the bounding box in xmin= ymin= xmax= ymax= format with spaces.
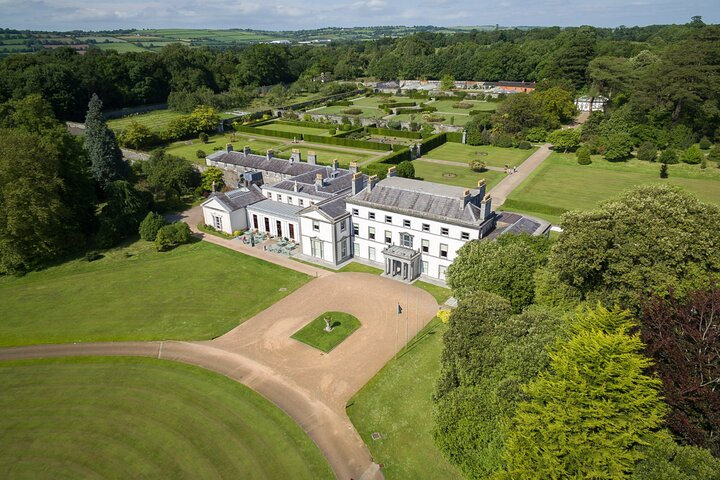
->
xmin=576 ymin=146 xmax=592 ymax=165
xmin=139 ymin=211 xmax=166 ymax=241
xmin=198 ymin=132 xmax=209 ymax=143
xmin=155 ymin=222 xmax=192 ymax=251
xmin=518 ymin=141 xmax=532 ymax=150
xmin=196 ymin=149 xmax=206 ymax=158
xmin=397 ymin=160 xmax=415 ymax=178
xmin=452 ymin=102 xmax=473 ymax=109
xmin=469 ymin=159 xmax=486 ymax=172
xmin=343 ymin=108 xmax=363 ymax=115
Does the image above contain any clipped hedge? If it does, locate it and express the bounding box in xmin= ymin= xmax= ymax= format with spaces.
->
xmin=377 ymin=147 xmax=412 ymax=165
xmin=446 ymin=131 xmax=464 ymax=143
xmin=501 ymin=199 xmax=569 ymax=217
xmin=362 ymin=162 xmax=393 ymax=180
xmin=276 ymin=119 xmax=332 ymax=129
xmin=327 ymin=100 xmax=352 ymax=107
xmin=233 ymin=124 xmax=298 ymax=139
xmin=367 ymin=127 xmax=423 ymax=139
xmin=420 ymin=132 xmax=447 ymax=154
xmin=380 ymin=101 xmax=417 ymax=109
xmin=302 ymin=134 xmax=392 ymax=151
xmin=333 ymin=126 xmax=366 ymax=138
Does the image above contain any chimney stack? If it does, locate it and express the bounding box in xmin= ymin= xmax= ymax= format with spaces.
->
xmin=266 ymin=149 xmax=274 ymax=160
xmin=480 ymin=193 xmax=492 ymax=219
xmin=351 ymin=172 xmax=364 ymax=195
xmin=477 ymin=178 xmax=486 ymax=198
xmin=243 ymin=145 xmax=251 ymax=155
xmin=369 ymin=174 xmax=379 ymax=191
xmin=349 ymin=162 xmax=358 ymax=174
xmin=226 ymin=143 xmax=234 ymax=153
xmin=315 ymin=173 xmax=324 ymax=188
xmin=462 ymin=189 xmax=471 ymax=208
xmin=307 ymin=151 xmax=317 ymax=165
xmin=291 ymin=148 xmax=302 ymax=163
xmin=293 ymin=180 xmax=299 ymax=192
xmin=332 ymin=159 xmax=339 ymax=171
xmin=387 ymin=166 xmax=397 ymax=177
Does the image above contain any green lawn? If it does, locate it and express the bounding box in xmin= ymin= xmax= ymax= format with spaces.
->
xmin=504 ymin=153 xmax=720 ymax=225
xmin=164 ymin=132 xmax=287 ymax=165
xmin=339 ymin=262 xmax=383 ymax=274
xmin=413 ymin=159 xmax=506 ymax=190
xmin=107 ymin=109 xmax=185 ymax=133
xmin=275 ymin=144 xmax=379 ymax=168
xmin=0 ymin=241 xmax=309 ymax=347
xmin=429 ymin=99 xmax=497 ymax=115
xmin=424 ymin=142 xmax=536 ymax=168
xmin=414 ymin=281 xmax=452 ymax=304
xmin=0 ymin=357 xmax=332 ymax=479
xmin=291 ymin=311 xmax=361 ymax=352
xmin=256 ymin=122 xmax=333 ymax=137
xmin=347 ymin=318 xmax=461 ymax=479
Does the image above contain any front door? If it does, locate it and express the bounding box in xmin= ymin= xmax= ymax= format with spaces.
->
xmin=288 ymin=224 xmax=295 ymax=240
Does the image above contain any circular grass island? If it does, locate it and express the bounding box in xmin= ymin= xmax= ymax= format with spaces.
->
xmin=0 ymin=357 xmax=333 ymax=479
xmin=291 ymin=311 xmax=361 ymax=353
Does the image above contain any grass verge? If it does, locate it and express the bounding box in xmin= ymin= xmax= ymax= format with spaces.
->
xmin=291 ymin=311 xmax=361 ymax=352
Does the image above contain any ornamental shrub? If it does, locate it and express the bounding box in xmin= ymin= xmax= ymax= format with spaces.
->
xmin=342 ymin=108 xmax=362 ymax=115
xmin=659 ymin=149 xmax=679 ymax=164
xmin=139 ymin=211 xmax=166 ymax=241
xmin=518 ymin=141 xmax=532 ymax=150
xmin=199 ymin=132 xmax=208 ymax=143
xmin=196 ymin=149 xmax=206 ymax=158
xmin=637 ymin=141 xmax=658 ymax=161
xmin=699 ymin=136 xmax=711 ymax=150
xmin=682 ymin=145 xmax=702 ymax=164
xmin=155 ymin=222 xmax=192 ymax=251
xmin=576 ymin=146 xmax=592 ymax=165
xmin=396 ymin=160 xmax=415 ymax=178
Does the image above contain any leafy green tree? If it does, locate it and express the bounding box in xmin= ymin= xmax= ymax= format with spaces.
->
xmin=0 ymin=94 xmax=58 ymax=133
xmin=84 ymin=94 xmax=127 ymax=187
xmin=434 ymin=294 xmax=562 ymax=478
xmin=155 ymin=222 xmax=192 ymax=251
xmin=447 ymin=234 xmax=551 ymax=313
xmin=576 ymin=145 xmax=592 ymax=164
xmin=492 ymin=93 xmax=549 ymax=134
xmin=139 ymin=211 xmax=166 ymax=241
xmin=0 ymin=128 xmax=89 ymax=273
xmin=588 ymin=56 xmax=633 ymax=98
xmin=96 ymin=180 xmax=151 ymax=248
xmin=708 ymin=145 xmax=720 ymax=163
xmin=145 ymin=151 xmax=200 ymax=198
xmin=498 ymin=305 xmax=667 ymax=479
xmin=604 ymin=133 xmax=634 ymax=161
xmin=547 ymin=128 xmax=581 ymax=152
xmin=396 ymin=160 xmax=415 ymax=178
xmin=633 ymin=432 xmax=720 ymax=480
xmin=659 ymin=148 xmax=679 ymax=164
xmin=200 ymin=166 xmax=225 ymax=192
xmin=542 ymin=185 xmax=720 ymax=309
xmin=535 ymin=87 xmax=576 ymax=125
xmin=681 ymin=145 xmax=702 ymax=164
xmin=636 ymin=141 xmax=658 ymax=161
xmin=698 ymin=137 xmax=711 ymax=150
xmin=118 ymin=121 xmax=158 ymax=150
xmin=440 ymin=74 xmax=455 ymax=91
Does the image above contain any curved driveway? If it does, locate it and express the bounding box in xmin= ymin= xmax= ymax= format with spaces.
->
xmin=0 ymin=272 xmax=439 ymax=480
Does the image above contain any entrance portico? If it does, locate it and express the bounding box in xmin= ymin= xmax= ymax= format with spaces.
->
xmin=382 ymin=245 xmax=422 ymax=282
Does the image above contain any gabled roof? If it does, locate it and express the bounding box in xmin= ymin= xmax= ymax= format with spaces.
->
xmin=300 ymin=196 xmax=350 ymax=222
xmin=271 ymin=168 xmax=367 ymax=197
xmin=207 ymin=150 xmax=324 ymax=177
xmin=201 ymin=185 xmax=266 ymax=212
xmin=347 ymin=176 xmax=491 ymax=228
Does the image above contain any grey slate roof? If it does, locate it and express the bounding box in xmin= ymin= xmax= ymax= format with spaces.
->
xmin=208 ymin=150 xmax=324 ymax=177
xmin=246 ymin=198 xmax=303 ymax=220
xmin=485 ymin=212 xmax=550 ymax=240
xmin=299 ymin=196 xmax=350 ymax=221
xmin=201 ymin=185 xmax=265 ymax=211
xmin=347 ymin=176 xmax=490 ymax=228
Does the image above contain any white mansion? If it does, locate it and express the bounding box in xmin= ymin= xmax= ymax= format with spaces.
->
xmin=201 ymin=145 xmax=548 ymax=283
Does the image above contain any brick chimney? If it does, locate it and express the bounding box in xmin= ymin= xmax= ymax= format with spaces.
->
xmin=351 ymin=172 xmax=364 ymax=195
xmin=307 ymin=151 xmax=317 ymax=165
xmin=462 ymin=189 xmax=471 ymax=208
xmin=368 ymin=174 xmax=379 ymax=191
xmin=266 ymin=149 xmax=274 ymax=160
xmin=480 ymin=193 xmax=492 ymax=219
xmin=243 ymin=145 xmax=251 ymax=155
xmin=332 ymin=159 xmax=339 ymax=171
xmin=387 ymin=166 xmax=397 ymax=177
xmin=291 ymin=148 xmax=302 ymax=162
xmin=477 ymin=178 xmax=486 ymax=199
xmin=349 ymin=162 xmax=358 ymax=174
xmin=315 ymin=173 xmax=324 ymax=188
xmin=226 ymin=143 xmax=233 ymax=153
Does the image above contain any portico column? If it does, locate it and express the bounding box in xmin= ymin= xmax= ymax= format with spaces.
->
xmin=385 ymin=258 xmax=390 ymax=275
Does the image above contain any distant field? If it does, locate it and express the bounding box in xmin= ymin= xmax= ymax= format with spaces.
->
xmin=256 ymin=122 xmax=333 ymax=137
xmin=107 ymin=109 xmax=185 ymax=132
xmin=503 ymin=152 xmax=720 ymax=225
xmin=94 ymin=42 xmax=149 ymax=53
xmin=424 ymin=142 xmax=536 ymax=168
xmin=77 ymin=36 xmax=124 ymax=43
xmin=0 ymin=357 xmax=332 ymax=479
xmin=413 ymin=159 xmax=505 ymax=190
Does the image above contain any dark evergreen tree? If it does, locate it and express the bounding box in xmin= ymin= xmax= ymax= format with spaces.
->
xmin=84 ymin=94 xmax=127 ymax=187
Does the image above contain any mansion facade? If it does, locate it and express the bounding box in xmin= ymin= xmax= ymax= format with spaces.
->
xmin=202 ymin=146 xmax=548 ymax=283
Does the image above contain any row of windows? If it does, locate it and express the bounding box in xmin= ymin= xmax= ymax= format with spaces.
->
xmin=350 ymin=207 xmax=470 ymax=240
xmin=269 ymin=192 xmax=317 ymax=208
xmin=355 ymin=225 xmax=449 ymax=258
xmin=352 ymin=241 xmax=448 ymax=278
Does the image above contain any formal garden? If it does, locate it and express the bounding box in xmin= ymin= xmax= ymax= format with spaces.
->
xmin=0 ymin=357 xmax=333 ymax=479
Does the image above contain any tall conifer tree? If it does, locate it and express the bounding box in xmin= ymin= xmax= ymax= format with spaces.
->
xmin=84 ymin=94 xmax=127 ymax=187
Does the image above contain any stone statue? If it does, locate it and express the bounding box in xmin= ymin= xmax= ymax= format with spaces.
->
xmin=324 ymin=316 xmax=333 ymax=332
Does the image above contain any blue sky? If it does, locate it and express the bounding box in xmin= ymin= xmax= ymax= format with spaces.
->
xmin=1 ymin=0 xmax=718 ymax=31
